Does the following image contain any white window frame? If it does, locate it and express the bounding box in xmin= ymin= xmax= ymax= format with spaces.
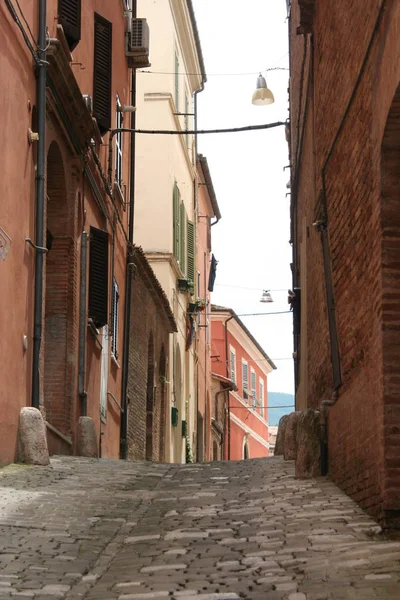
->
xmin=111 ymin=278 xmax=119 ymax=359
xmin=251 ymin=368 xmax=257 ymax=409
xmin=242 ymin=359 xmax=249 ymax=401
xmin=259 ymin=378 xmax=264 ymax=419
xmin=230 ymin=346 xmax=236 ymax=384
xmin=115 ymin=95 xmax=123 ymax=189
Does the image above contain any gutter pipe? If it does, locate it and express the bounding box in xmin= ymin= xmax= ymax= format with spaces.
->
xmin=224 ymin=315 xmax=235 ymax=460
xmin=32 ymin=0 xmax=47 ymax=408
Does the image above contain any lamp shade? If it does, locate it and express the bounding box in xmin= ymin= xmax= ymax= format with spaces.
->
xmin=260 ymin=290 xmax=273 ymax=303
xmin=252 ymin=74 xmax=275 ymax=106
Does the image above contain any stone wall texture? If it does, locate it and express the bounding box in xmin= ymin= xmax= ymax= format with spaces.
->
xmin=289 ymin=0 xmax=400 ymax=527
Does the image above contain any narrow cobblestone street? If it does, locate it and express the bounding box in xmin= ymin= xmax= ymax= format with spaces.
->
xmin=1 ymin=457 xmax=400 ymax=600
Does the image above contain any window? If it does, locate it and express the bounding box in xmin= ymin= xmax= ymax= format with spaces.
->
xmin=174 ymin=51 xmax=179 ymax=110
xmin=251 ymin=369 xmax=257 ymax=408
xmin=187 ymin=220 xmax=195 ymax=285
xmin=93 ymin=13 xmax=112 ymax=134
xmin=115 ymin=96 xmax=123 ymax=188
xmin=259 ymin=379 xmax=264 ymax=419
xmin=230 ymin=347 xmax=236 ymax=383
xmin=242 ymin=360 xmax=249 ymax=401
xmin=173 ymin=182 xmax=180 ymax=261
xmin=180 ymin=202 xmax=186 ymax=274
xmin=58 ymin=0 xmax=81 ymax=50
xmin=111 ymin=278 xmax=119 ymax=358
xmin=88 ymin=226 xmax=109 ymax=328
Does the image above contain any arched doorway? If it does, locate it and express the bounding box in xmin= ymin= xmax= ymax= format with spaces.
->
xmin=158 ymin=345 xmax=167 ymax=462
xmin=381 ymin=82 xmax=400 ymax=516
xmin=243 ymin=439 xmax=250 ymax=460
xmin=212 ymin=440 xmax=218 ymax=462
xmin=173 ymin=342 xmax=183 ymax=463
xmin=44 ymin=142 xmax=74 ymax=448
xmin=197 ymin=411 xmax=204 ymax=462
xmin=145 ymin=333 xmax=155 ymax=460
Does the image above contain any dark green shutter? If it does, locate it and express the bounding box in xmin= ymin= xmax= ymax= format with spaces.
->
xmin=173 ymin=183 xmax=180 ymax=260
xmin=180 ymin=202 xmax=186 ymax=274
xmin=58 ymin=0 xmax=81 ymax=50
xmin=88 ymin=226 xmax=109 ymax=328
xmin=187 ymin=220 xmax=195 ymax=285
xmin=93 ymin=13 xmax=112 ymax=134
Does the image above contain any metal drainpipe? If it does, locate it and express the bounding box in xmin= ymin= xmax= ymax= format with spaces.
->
xmin=120 ymin=0 xmax=137 ymax=458
xmin=31 ymin=0 xmax=47 ymax=409
xmin=224 ymin=315 xmax=234 ymax=460
xmin=78 ymin=226 xmax=88 ymax=414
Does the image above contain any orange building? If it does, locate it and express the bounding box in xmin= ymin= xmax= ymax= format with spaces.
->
xmin=0 ymin=0 xmax=140 ymax=461
xmin=211 ymin=306 xmax=276 ymax=460
xmin=195 ymin=156 xmax=221 ymax=462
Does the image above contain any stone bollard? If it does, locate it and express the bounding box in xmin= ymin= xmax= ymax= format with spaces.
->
xmin=17 ymin=407 xmax=50 ymax=465
xmin=284 ymin=411 xmax=301 ymax=461
xmin=77 ymin=417 xmax=99 ymax=458
xmin=274 ymin=415 xmax=289 ymax=456
xmin=295 ymin=408 xmax=321 ymax=479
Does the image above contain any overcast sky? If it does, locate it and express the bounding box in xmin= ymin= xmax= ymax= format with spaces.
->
xmin=192 ymin=0 xmax=294 ymax=396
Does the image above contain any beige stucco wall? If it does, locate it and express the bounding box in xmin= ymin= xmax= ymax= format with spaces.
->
xmin=134 ymin=0 xmax=203 ymax=462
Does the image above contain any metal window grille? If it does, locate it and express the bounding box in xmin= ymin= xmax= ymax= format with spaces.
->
xmin=251 ymin=370 xmax=257 ymax=408
xmin=111 ymin=278 xmax=119 ymax=358
xmin=230 ymin=349 xmax=236 ymax=383
xmin=242 ymin=361 xmax=249 ymax=401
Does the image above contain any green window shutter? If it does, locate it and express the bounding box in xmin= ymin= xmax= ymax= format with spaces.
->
xmin=173 ymin=183 xmax=180 ymax=260
xmin=187 ymin=219 xmax=195 ymax=285
xmin=180 ymin=202 xmax=186 ymax=274
xmin=174 ymin=52 xmax=179 ymax=110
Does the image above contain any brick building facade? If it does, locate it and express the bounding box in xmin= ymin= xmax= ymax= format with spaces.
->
xmin=127 ymin=247 xmax=177 ymax=461
xmin=0 ymin=0 xmax=135 ymax=461
xmin=289 ymin=0 xmax=400 ymax=526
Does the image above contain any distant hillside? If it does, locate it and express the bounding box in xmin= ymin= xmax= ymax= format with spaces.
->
xmin=267 ymin=392 xmax=295 ymax=426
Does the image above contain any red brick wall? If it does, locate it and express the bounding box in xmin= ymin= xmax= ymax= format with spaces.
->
xmin=290 ymin=0 xmax=400 ymax=525
xmin=127 ymin=257 xmax=171 ymax=462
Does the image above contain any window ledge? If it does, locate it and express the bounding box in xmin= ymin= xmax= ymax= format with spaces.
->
xmin=111 ymin=354 xmax=120 ymax=368
xmin=88 ymin=319 xmax=103 ymax=349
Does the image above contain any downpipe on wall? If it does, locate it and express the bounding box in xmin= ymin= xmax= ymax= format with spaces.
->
xmin=31 ymin=0 xmax=47 ymax=409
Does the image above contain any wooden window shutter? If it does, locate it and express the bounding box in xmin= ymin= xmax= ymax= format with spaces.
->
xmin=173 ymin=183 xmax=180 ymax=260
xmin=93 ymin=13 xmax=112 ymax=134
xmin=187 ymin=220 xmax=195 ymax=284
xmin=89 ymin=226 xmax=109 ymax=328
xmin=180 ymin=202 xmax=186 ymax=274
xmin=58 ymin=0 xmax=81 ymax=50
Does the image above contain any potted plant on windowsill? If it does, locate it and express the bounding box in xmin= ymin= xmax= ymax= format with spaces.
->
xmin=188 ymin=298 xmax=206 ymax=314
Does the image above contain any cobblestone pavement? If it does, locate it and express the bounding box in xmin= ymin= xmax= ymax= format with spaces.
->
xmin=0 ymin=457 xmax=400 ymax=600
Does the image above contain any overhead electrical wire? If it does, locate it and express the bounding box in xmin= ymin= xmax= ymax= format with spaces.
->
xmin=137 ymin=52 xmax=289 ymax=78
xmin=113 ymin=122 xmax=286 ymax=137
xmin=138 ymin=67 xmax=289 ymax=77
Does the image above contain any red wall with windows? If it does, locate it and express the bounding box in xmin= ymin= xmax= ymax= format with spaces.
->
xmin=211 ymin=317 xmax=270 ymax=460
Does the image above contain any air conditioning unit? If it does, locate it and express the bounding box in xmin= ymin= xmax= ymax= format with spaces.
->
xmin=126 ymin=15 xmax=150 ymax=68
